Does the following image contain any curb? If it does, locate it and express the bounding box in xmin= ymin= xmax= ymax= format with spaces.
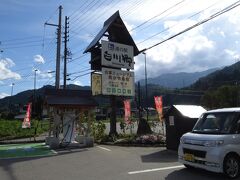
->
xmin=97 ymin=142 xmax=166 ymax=147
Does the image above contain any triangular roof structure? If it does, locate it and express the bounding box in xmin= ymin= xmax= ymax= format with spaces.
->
xmin=84 ymin=11 xmax=139 ymax=56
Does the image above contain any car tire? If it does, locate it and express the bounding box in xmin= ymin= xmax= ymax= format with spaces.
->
xmin=223 ymin=155 xmax=240 ymax=179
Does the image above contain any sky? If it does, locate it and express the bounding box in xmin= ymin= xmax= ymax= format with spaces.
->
xmin=0 ymin=0 xmax=240 ymax=98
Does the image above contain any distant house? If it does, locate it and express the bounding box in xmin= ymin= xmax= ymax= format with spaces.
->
xmin=165 ymin=105 xmax=206 ymax=150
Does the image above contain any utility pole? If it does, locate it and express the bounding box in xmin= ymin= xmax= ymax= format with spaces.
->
xmin=138 ymin=82 xmax=142 ymax=120
xmin=56 ymin=5 xmax=62 ymax=89
xmin=45 ymin=5 xmax=62 ymax=89
xmin=143 ymin=52 xmax=148 ymax=121
xmin=63 ymin=16 xmax=69 ymax=89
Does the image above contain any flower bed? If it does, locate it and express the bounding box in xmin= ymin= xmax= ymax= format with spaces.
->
xmin=99 ymin=134 xmax=166 ymax=147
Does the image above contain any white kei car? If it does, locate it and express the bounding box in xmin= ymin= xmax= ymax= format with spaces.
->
xmin=178 ymin=108 xmax=240 ymax=179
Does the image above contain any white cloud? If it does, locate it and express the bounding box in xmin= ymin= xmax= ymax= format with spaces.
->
xmin=0 ymin=92 xmax=9 ymax=99
xmin=73 ymin=80 xmax=83 ymax=86
xmin=34 ymin=55 xmax=45 ymax=64
xmin=33 ymin=69 xmax=53 ymax=79
xmin=132 ymin=0 xmax=240 ymax=80
xmin=0 ymin=58 xmax=21 ymax=80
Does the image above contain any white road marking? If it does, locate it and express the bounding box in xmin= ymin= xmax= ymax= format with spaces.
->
xmin=97 ymin=146 xmax=112 ymax=152
xmin=128 ymin=165 xmax=185 ymax=175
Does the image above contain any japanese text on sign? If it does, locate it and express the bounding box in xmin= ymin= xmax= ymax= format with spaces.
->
xmin=101 ymin=40 xmax=134 ymax=69
xmin=102 ymin=67 xmax=134 ymax=96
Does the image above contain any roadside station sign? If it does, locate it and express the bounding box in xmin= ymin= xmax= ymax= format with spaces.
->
xmin=102 ymin=67 xmax=134 ymax=96
xmin=101 ymin=40 xmax=134 ymax=69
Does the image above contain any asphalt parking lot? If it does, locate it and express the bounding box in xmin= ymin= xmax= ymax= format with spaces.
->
xmin=0 ymin=145 xmax=227 ymax=180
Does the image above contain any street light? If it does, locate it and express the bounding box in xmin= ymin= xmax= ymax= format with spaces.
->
xmin=34 ymin=69 xmax=38 ymax=91
xmin=33 ymin=69 xmax=38 ymax=117
xmin=11 ymin=83 xmax=15 ymax=96
xmin=9 ymin=83 xmax=15 ymax=113
xmin=142 ymin=52 xmax=148 ymax=121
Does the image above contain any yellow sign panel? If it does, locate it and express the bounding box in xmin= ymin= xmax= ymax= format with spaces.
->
xmin=91 ymin=73 xmax=102 ymax=96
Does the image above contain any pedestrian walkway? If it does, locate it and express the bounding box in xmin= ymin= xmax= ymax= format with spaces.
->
xmin=0 ymin=143 xmax=56 ymax=159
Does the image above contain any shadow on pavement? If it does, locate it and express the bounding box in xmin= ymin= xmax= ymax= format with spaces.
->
xmin=141 ymin=149 xmax=178 ymax=163
xmin=166 ymin=167 xmax=226 ymax=180
xmin=0 ymin=146 xmax=89 ymax=180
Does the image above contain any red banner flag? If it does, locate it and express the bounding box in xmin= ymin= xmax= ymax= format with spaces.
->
xmin=154 ymin=96 xmax=163 ymax=121
xmin=124 ymin=99 xmax=131 ymax=124
xmin=22 ymin=103 xmax=32 ymax=128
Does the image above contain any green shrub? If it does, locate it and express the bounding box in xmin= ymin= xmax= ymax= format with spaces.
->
xmin=0 ymin=119 xmax=49 ymax=140
xmin=91 ymin=121 xmax=106 ymax=142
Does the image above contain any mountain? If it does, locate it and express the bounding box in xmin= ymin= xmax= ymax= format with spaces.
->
xmin=0 ymin=84 xmax=91 ymax=111
xmin=190 ymin=61 xmax=240 ymax=91
xmin=139 ymin=68 xmax=219 ymax=88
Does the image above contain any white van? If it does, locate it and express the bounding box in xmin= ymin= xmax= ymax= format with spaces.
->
xmin=178 ymin=108 xmax=240 ymax=179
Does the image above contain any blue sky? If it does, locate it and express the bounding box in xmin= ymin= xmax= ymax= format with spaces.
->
xmin=0 ymin=0 xmax=240 ymax=98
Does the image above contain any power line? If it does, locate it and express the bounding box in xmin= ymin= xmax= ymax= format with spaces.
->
xmin=70 ymin=0 xmax=100 ymax=24
xmin=68 ymin=0 xmax=89 ymax=18
xmin=68 ymin=54 xmax=87 ymax=63
xmin=140 ymin=0 xmax=240 ymax=53
xmin=2 ymin=44 xmax=43 ymax=50
xmin=121 ymin=0 xmax=145 ymax=17
xmin=45 ymin=6 xmax=59 ymax=24
xmin=70 ymin=71 xmax=92 ymax=81
xmin=137 ymin=0 xmax=222 ymax=45
xmin=129 ymin=0 xmax=186 ymax=32
xmin=68 ymin=68 xmax=91 ymax=75
xmin=1 ymin=38 xmax=53 ymax=47
xmin=70 ymin=0 xmax=114 ymax=35
xmin=0 ymin=36 xmax=42 ymax=42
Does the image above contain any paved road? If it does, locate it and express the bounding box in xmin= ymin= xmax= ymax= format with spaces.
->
xmin=0 ymin=145 xmax=226 ymax=180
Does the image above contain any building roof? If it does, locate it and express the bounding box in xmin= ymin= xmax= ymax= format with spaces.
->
xmin=84 ymin=11 xmax=139 ymax=56
xmin=44 ymin=89 xmax=97 ymax=107
xmin=207 ymin=107 xmax=240 ymax=113
xmin=173 ymin=105 xmax=206 ymax=118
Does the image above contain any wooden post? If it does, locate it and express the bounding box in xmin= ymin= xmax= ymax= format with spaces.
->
xmin=87 ymin=109 xmax=91 ymax=137
xmin=109 ymin=96 xmax=117 ymax=136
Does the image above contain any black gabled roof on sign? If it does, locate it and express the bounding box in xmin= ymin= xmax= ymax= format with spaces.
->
xmin=84 ymin=11 xmax=139 ymax=56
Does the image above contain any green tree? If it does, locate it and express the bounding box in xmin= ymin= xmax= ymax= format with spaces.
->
xmin=202 ymin=85 xmax=239 ymax=109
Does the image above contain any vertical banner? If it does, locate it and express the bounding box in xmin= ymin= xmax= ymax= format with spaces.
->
xmin=124 ymin=99 xmax=131 ymax=124
xmin=22 ymin=103 xmax=32 ymax=128
xmin=154 ymin=96 xmax=163 ymax=121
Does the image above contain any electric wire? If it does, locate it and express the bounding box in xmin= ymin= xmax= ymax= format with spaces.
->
xmin=68 ymin=0 xmax=89 ymax=19
xmin=70 ymin=71 xmax=93 ymax=81
xmin=70 ymin=0 xmax=114 ymax=35
xmin=70 ymin=0 xmax=100 ymax=24
xmin=129 ymin=0 xmax=186 ymax=32
xmin=140 ymin=0 xmax=240 ymax=53
xmin=137 ymin=0 xmax=222 ymax=45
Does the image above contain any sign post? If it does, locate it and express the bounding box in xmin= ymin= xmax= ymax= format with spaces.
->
xmin=85 ymin=11 xmax=139 ymax=136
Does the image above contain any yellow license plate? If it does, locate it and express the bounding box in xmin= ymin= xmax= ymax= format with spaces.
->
xmin=184 ymin=153 xmax=195 ymax=162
